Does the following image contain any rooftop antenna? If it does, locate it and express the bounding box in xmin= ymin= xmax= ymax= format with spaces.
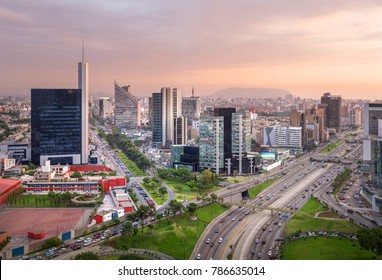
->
xmin=82 ymin=40 xmax=85 ymax=62
xmin=192 ymin=84 xmax=195 ymax=97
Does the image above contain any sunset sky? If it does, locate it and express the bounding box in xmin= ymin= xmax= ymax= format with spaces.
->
xmin=1 ymin=0 xmax=382 ymax=99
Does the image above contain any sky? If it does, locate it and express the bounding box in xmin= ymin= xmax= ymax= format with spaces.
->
xmin=1 ymin=0 xmax=382 ymax=99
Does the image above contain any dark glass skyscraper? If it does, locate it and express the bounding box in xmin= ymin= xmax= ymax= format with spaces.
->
xmin=31 ymin=89 xmax=82 ymax=165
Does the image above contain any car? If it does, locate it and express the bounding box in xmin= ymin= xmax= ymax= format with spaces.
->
xmin=262 ymin=240 xmax=266 ymax=245
xmin=195 ymin=253 xmax=201 ymax=260
xmin=232 ymin=217 xmax=236 ymax=221
xmin=58 ymin=248 xmax=66 ymax=253
xmin=278 ymin=223 xmax=282 ymax=227
xmin=218 ymin=237 xmax=223 ymax=243
xmin=220 ymin=218 xmax=225 ymax=223
xmin=210 ymin=242 xmax=215 ymax=247
xmin=84 ymin=241 xmax=92 ymax=247
xmin=206 ymin=238 xmax=211 ymax=244
xmin=76 ymin=237 xmax=85 ymax=242
xmin=257 ymin=253 xmax=262 ymax=258
xmin=251 ymin=250 xmax=256 ymax=256
xmin=255 ymin=238 xmax=259 ymax=244
xmin=239 ymin=217 xmax=243 ymax=221
xmin=269 ymin=227 xmax=273 ymax=232
xmin=227 ymin=212 xmax=232 ymax=216
xmin=85 ymin=237 xmax=92 ymax=243
xmin=268 ymin=250 xmax=272 ymax=257
xmin=215 ymin=228 xmax=219 ymax=233
xmin=245 ymin=211 xmax=249 ymax=215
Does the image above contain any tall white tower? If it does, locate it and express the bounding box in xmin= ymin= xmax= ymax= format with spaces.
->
xmin=78 ymin=42 xmax=89 ymax=164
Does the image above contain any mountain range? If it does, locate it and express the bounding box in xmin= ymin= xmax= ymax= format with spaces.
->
xmin=210 ymin=87 xmax=291 ymax=98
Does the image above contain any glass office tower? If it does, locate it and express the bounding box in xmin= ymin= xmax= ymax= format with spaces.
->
xmin=31 ymin=89 xmax=82 ymax=165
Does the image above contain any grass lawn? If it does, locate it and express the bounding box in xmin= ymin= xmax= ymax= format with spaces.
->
xmin=285 ymin=213 xmax=361 ymax=235
xmin=116 ymin=152 xmax=147 ymax=177
xmin=225 ymin=176 xmax=250 ymax=183
xmin=249 ymin=178 xmax=278 ymax=199
xmin=319 ymin=140 xmax=345 ymax=154
xmin=281 ymin=236 xmax=375 ymax=260
xmin=108 ymin=203 xmax=226 ymax=259
xmin=146 ymin=188 xmax=168 ymax=205
xmin=163 ymin=178 xmax=220 ymax=202
xmin=299 ymin=197 xmax=328 ymax=216
xmin=9 ymin=194 xmax=70 ymax=208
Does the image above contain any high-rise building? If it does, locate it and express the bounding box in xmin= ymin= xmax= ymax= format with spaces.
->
xmin=31 ymin=89 xmax=82 ymax=165
xmin=78 ymin=49 xmax=89 ymax=164
xmin=263 ymin=126 xmax=302 ymax=152
xmin=364 ymin=103 xmax=382 ymax=136
xmin=182 ymin=87 xmax=201 ymax=121
xmin=231 ymin=112 xmax=251 ymax=174
xmin=321 ymin=92 xmax=342 ymax=132
xmin=362 ymin=103 xmax=382 ymax=212
xmin=173 ymin=116 xmax=188 ymax=145
xmin=151 ymin=87 xmax=182 ymax=147
xmin=199 ymin=116 xmax=224 ymax=174
xmin=99 ymin=97 xmax=113 ymax=119
xmin=349 ymin=107 xmax=363 ymax=126
xmin=114 ymin=82 xmax=141 ymax=129
xmin=214 ymin=108 xmax=236 ymax=163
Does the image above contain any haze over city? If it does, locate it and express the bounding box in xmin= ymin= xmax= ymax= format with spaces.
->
xmin=1 ymin=0 xmax=382 ymax=98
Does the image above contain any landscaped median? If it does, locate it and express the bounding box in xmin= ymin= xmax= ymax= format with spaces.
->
xmin=116 ymin=152 xmax=147 ymax=177
xmin=248 ymin=178 xmax=279 ymax=199
xmin=106 ymin=203 xmax=227 ymax=260
xmin=281 ymin=197 xmax=367 ymax=260
xmin=319 ymin=140 xmax=345 ymax=154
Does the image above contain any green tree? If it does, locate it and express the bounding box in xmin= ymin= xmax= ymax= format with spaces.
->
xmin=358 ymin=228 xmax=382 ymax=258
xmin=210 ymin=193 xmax=218 ymax=203
xmin=74 ymin=252 xmax=99 ymax=260
xmin=71 ymin=171 xmax=82 ymax=178
xmin=187 ymin=202 xmax=198 ymax=217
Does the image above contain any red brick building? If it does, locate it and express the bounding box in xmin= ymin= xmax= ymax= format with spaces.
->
xmin=0 ymin=179 xmax=21 ymax=206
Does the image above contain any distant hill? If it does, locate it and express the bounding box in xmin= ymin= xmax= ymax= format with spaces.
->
xmin=210 ymin=87 xmax=291 ymax=98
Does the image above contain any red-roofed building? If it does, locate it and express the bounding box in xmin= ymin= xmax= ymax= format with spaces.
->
xmin=0 ymin=179 xmax=22 ymax=206
xmin=68 ymin=165 xmax=113 ymax=173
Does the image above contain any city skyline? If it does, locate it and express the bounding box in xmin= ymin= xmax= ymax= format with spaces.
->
xmin=1 ymin=0 xmax=382 ymax=99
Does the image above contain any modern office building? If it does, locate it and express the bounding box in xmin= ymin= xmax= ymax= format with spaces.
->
xmin=349 ymin=107 xmax=363 ymax=126
xmin=0 ymin=142 xmax=31 ymax=164
xmin=231 ymin=112 xmax=252 ymax=174
xmin=182 ymin=87 xmax=201 ymax=121
xmin=199 ymin=116 xmax=224 ymax=174
xmin=152 ymin=87 xmax=182 ymax=147
xmin=171 ymin=145 xmax=199 ymax=171
xmin=31 ymin=89 xmax=82 ymax=165
xmin=361 ymin=103 xmax=382 ymax=212
xmin=78 ymin=52 xmax=89 ymax=164
xmin=114 ymin=82 xmax=141 ymax=129
xmin=99 ymin=97 xmax=113 ymax=119
xmin=173 ymin=116 xmax=188 ymax=145
xmin=214 ymin=107 xmax=236 ymax=164
xmin=263 ymin=126 xmax=302 ymax=153
xmin=321 ymin=92 xmax=342 ymax=132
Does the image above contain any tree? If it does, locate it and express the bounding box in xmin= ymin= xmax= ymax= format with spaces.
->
xmin=74 ymin=252 xmax=99 ymax=260
xmin=210 ymin=193 xmax=218 ymax=203
xmin=158 ymin=186 xmax=167 ymax=198
xmin=71 ymin=171 xmax=82 ymax=178
xmin=125 ymin=175 xmax=130 ymax=184
xmin=357 ymin=228 xmax=382 ymax=258
xmin=187 ymin=202 xmax=198 ymax=217
xmin=122 ymin=222 xmax=133 ymax=236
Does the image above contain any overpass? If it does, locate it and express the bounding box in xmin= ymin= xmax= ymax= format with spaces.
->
xmin=309 ymin=156 xmax=354 ymax=165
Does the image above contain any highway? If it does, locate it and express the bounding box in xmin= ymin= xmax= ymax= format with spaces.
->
xmin=191 ymin=139 xmax=379 ymax=260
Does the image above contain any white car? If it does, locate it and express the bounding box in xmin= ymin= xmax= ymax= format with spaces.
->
xmin=76 ymin=237 xmax=84 ymax=242
xmin=218 ymin=237 xmax=223 ymax=243
xmin=195 ymin=253 xmax=201 ymax=260
xmin=205 ymin=238 xmax=210 ymax=244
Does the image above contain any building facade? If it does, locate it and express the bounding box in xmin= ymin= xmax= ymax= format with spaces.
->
xmin=321 ymin=92 xmax=342 ymax=132
xmin=99 ymin=97 xmax=113 ymax=119
xmin=231 ymin=112 xmax=252 ymax=174
xmin=114 ymin=82 xmax=141 ymax=129
xmin=151 ymin=87 xmax=182 ymax=147
xmin=199 ymin=116 xmax=224 ymax=174
xmin=31 ymin=89 xmax=83 ymax=165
